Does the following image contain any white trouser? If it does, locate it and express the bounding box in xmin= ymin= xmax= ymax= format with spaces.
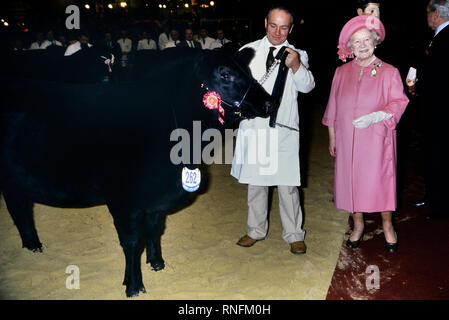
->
xmin=247 ymin=185 xmax=305 ymax=243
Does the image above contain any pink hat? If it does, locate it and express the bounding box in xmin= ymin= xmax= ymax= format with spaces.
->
xmin=337 ymin=15 xmax=386 ymax=62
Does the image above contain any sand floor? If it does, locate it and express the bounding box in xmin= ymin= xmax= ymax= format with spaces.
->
xmin=0 ymin=105 xmax=348 ymax=300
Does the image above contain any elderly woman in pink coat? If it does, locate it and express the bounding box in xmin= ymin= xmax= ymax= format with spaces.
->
xmin=322 ymin=15 xmax=409 ymax=253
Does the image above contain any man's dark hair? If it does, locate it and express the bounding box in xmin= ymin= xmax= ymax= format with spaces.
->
xmin=266 ymin=5 xmax=295 ymax=25
xmin=356 ymin=0 xmax=381 ymax=10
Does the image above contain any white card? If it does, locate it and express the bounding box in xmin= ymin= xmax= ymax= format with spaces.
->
xmin=406 ymin=67 xmax=417 ymax=86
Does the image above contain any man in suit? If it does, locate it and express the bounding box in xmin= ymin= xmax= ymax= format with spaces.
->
xmin=409 ymin=0 xmax=449 ymax=219
xmin=231 ymin=6 xmax=315 ymax=254
xmin=177 ymin=28 xmax=201 ymax=49
xmin=355 ymin=0 xmax=380 ymax=17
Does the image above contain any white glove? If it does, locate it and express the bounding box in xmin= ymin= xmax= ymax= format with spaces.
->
xmin=352 ymin=111 xmax=393 ymax=129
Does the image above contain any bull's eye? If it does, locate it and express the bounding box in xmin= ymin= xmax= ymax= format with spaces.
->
xmin=220 ymin=72 xmax=231 ymax=80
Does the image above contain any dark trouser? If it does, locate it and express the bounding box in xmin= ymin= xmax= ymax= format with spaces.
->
xmin=425 ymin=128 xmax=449 ymax=214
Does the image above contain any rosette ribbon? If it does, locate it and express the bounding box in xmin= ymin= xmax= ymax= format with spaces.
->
xmin=203 ymin=91 xmax=225 ymax=125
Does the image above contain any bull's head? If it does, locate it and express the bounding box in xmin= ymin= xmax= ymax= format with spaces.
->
xmin=196 ymin=48 xmax=276 ymax=125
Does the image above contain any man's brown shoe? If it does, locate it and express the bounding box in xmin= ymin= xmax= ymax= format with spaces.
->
xmin=236 ymin=235 xmax=259 ymax=247
xmin=290 ymin=241 xmax=306 ymax=255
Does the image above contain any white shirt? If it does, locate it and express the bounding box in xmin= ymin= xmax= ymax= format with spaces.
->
xmin=117 ymin=38 xmax=132 ymax=54
xmin=198 ymin=36 xmax=215 ymax=50
xmin=40 ymin=40 xmax=62 ymax=49
xmin=64 ymin=41 xmax=93 ymax=56
xmin=210 ymin=38 xmax=231 ymax=49
xmin=158 ymin=33 xmax=172 ymax=50
xmin=435 ymin=20 xmax=449 ymax=37
xmin=29 ymin=41 xmax=44 ymax=50
xmin=137 ymin=39 xmax=157 ymax=51
xmin=231 ymin=36 xmax=315 ymax=186
xmin=163 ymin=40 xmax=180 ymax=49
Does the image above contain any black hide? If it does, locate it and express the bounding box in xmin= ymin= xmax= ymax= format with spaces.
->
xmin=0 ymin=46 xmax=275 ymax=297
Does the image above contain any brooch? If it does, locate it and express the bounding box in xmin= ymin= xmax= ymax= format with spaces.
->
xmin=370 ymin=61 xmax=383 ymax=77
xmin=203 ymin=91 xmax=225 ymax=124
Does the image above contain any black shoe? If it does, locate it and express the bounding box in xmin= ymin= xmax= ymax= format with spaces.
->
xmin=385 ymin=241 xmax=398 ymax=253
xmin=385 ymin=232 xmax=398 ymax=253
xmin=408 ymin=199 xmax=427 ymax=208
xmin=346 ymin=230 xmax=364 ymax=249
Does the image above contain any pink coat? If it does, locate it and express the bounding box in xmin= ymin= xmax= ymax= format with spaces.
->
xmin=322 ymin=58 xmax=409 ymax=213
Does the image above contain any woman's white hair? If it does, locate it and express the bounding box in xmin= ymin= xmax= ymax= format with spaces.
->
xmin=430 ymin=0 xmax=449 ymax=20
xmin=346 ymin=29 xmax=381 ymax=49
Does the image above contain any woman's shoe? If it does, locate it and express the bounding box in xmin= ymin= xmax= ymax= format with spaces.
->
xmin=385 ymin=241 xmax=398 ymax=253
xmin=346 ymin=230 xmax=364 ymax=249
xmin=385 ymin=232 xmax=398 ymax=253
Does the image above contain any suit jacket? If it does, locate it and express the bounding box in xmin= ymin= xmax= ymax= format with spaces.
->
xmin=420 ymin=24 xmax=449 ymax=127
xmin=418 ymin=24 xmax=449 ymax=210
xmin=177 ymin=40 xmax=201 ymax=49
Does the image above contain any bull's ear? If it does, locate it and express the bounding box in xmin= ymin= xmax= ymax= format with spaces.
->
xmin=233 ymin=48 xmax=255 ymax=67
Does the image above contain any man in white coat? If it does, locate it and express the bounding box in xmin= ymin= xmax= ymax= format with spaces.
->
xmin=198 ymin=28 xmax=215 ymax=50
xmin=210 ymin=29 xmax=232 ymax=49
xmin=232 ymin=6 xmax=315 ymax=255
xmin=117 ymin=30 xmax=132 ymax=67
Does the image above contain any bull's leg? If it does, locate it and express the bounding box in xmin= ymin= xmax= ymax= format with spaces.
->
xmin=145 ymin=211 xmax=165 ymax=271
xmin=3 ymin=191 xmax=42 ymax=252
xmin=108 ymin=206 xmax=146 ymax=297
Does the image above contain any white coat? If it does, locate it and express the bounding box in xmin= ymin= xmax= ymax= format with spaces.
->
xmin=198 ymin=36 xmax=215 ymax=50
xmin=210 ymin=38 xmax=232 ymax=49
xmin=231 ymin=36 xmax=315 ymax=186
xmin=64 ymin=41 xmax=93 ymax=56
xmin=137 ymin=39 xmax=157 ymax=50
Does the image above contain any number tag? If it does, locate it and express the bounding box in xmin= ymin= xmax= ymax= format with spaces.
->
xmin=182 ymin=167 xmax=201 ymax=192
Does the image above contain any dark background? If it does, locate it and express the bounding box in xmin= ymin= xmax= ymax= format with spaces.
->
xmin=0 ymin=0 xmax=433 ymax=101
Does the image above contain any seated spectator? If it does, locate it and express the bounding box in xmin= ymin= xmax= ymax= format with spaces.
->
xmin=137 ymin=31 xmax=157 ymax=50
xmin=198 ymin=28 xmax=215 ymax=50
xmin=100 ymin=32 xmax=121 ymax=56
xmin=41 ymin=30 xmax=62 ymax=49
xmin=64 ymin=31 xmax=93 ymax=56
xmin=117 ymin=30 xmax=132 ymax=67
xmin=163 ymin=30 xmax=181 ymax=49
xmin=59 ymin=35 xmax=68 ymax=49
xmin=29 ymin=32 xmax=45 ymax=50
xmin=13 ymin=39 xmax=26 ymax=51
xmin=177 ymin=28 xmax=201 ymax=48
xmin=210 ymin=29 xmax=232 ymax=49
xmin=158 ymin=25 xmax=172 ymax=50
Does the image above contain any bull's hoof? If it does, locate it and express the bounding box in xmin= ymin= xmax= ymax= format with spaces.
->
xmin=126 ymin=285 xmax=146 ymax=298
xmin=149 ymin=260 xmax=165 ymax=272
xmin=23 ymin=244 xmax=43 ymax=253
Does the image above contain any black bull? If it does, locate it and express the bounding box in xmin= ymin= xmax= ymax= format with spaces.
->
xmin=0 ymin=47 xmax=276 ymax=297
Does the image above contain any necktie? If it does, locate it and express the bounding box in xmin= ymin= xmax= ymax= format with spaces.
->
xmin=221 ymin=40 xmax=224 ymax=45
xmin=202 ymin=38 xmax=205 ymax=45
xmin=189 ymin=41 xmax=192 ymax=48
xmin=266 ymin=46 xmax=276 ymax=72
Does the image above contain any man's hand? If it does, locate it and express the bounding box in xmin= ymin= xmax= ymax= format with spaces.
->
xmin=407 ymin=83 xmax=417 ymax=96
xmin=284 ymin=48 xmax=301 ymax=74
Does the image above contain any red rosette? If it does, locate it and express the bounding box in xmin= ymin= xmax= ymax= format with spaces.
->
xmin=203 ymin=91 xmax=225 ymax=124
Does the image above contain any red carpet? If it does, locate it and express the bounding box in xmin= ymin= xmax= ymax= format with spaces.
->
xmin=326 ymin=129 xmax=449 ymax=300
